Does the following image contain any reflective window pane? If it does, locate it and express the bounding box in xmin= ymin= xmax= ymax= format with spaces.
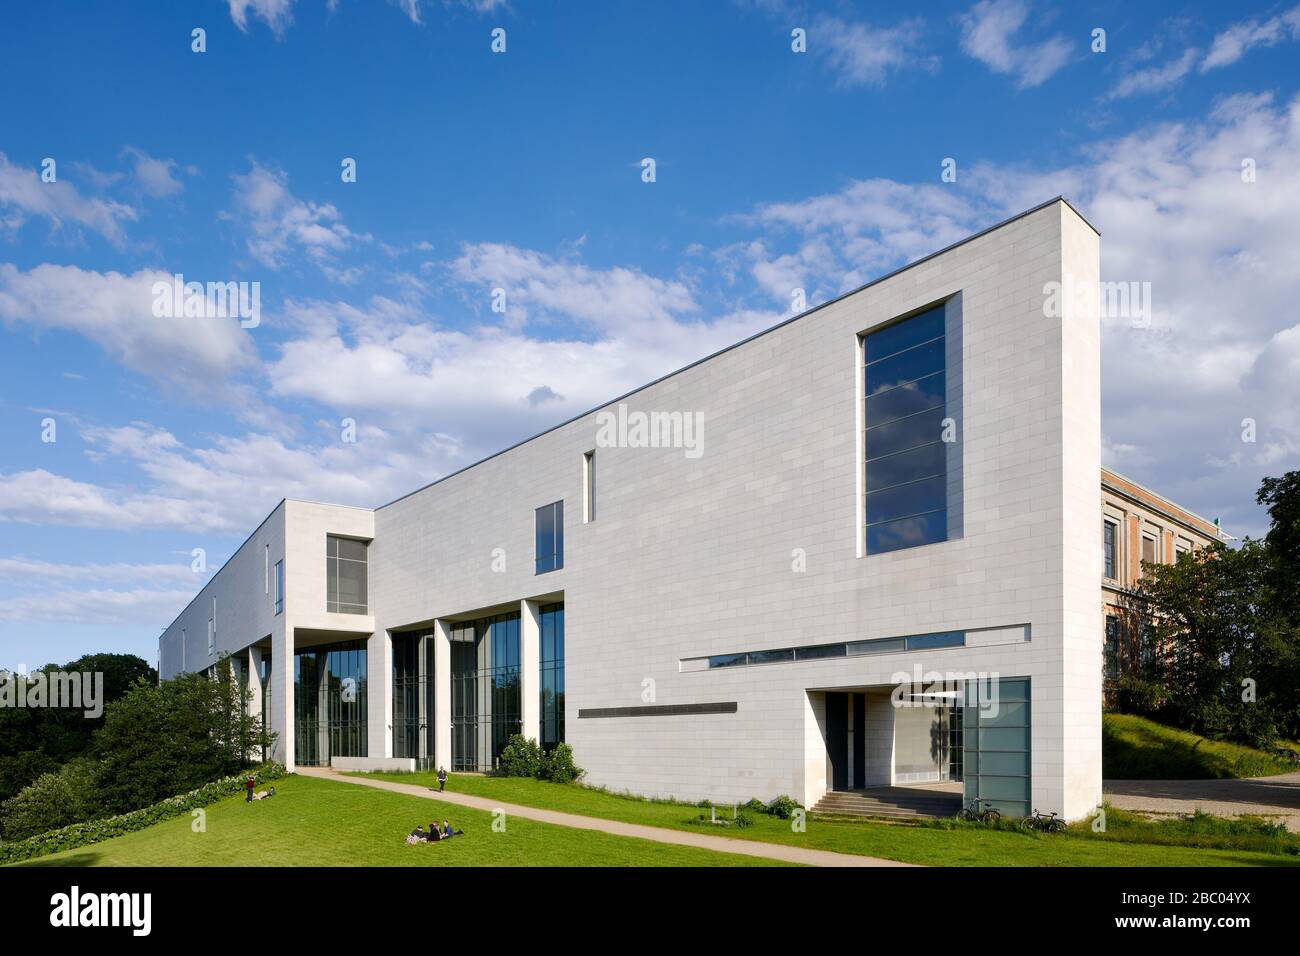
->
xmin=866 ymin=475 xmax=947 ymax=526
xmin=864 ymin=306 xmax=945 ymax=364
xmin=866 ymin=442 xmax=946 ymax=492
xmin=865 ymin=339 xmax=945 ymax=396
xmin=865 ymin=370 xmax=945 ymax=426
xmin=866 ymin=510 xmax=948 ymax=554
xmin=865 ymin=406 xmax=947 ymax=461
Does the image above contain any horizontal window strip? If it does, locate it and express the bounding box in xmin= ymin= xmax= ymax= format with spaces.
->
xmin=684 ymin=630 xmax=968 ymax=672
xmin=578 ymin=702 xmax=738 ymax=719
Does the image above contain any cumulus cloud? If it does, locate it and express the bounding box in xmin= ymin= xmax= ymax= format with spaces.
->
xmin=0 ymin=152 xmax=137 ymax=245
xmin=229 ymin=161 xmax=366 ymax=271
xmin=813 ymin=15 xmax=937 ymax=88
xmin=0 ymin=263 xmax=257 ymax=388
xmin=1202 ymin=4 xmax=1300 ymax=71
xmin=958 ymin=0 xmax=1072 ymax=89
xmin=121 ymin=146 xmax=186 ymax=198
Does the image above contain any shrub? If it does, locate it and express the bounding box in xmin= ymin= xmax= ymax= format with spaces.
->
xmin=734 ymin=810 xmax=754 ymax=829
xmin=0 ymin=763 xmax=285 ymax=866
xmin=741 ymin=798 xmax=766 ymax=813
xmin=0 ymin=757 xmax=101 ymax=841
xmin=767 ymin=795 xmax=802 ymax=819
xmin=498 ymin=735 xmax=542 ymax=778
xmin=539 ymin=743 xmax=584 ymax=784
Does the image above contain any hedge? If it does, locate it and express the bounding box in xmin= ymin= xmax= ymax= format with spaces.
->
xmin=0 ymin=763 xmax=285 ymax=865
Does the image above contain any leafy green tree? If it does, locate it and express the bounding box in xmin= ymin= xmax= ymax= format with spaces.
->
xmin=0 ymin=653 xmax=154 ymax=803
xmin=1120 ymin=470 xmax=1300 ymax=746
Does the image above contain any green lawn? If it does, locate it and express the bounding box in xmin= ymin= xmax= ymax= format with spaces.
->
xmin=353 ymin=771 xmax=1300 ymax=867
xmin=10 ymin=774 xmax=789 ymax=867
xmin=1103 ymin=713 xmax=1300 ymax=779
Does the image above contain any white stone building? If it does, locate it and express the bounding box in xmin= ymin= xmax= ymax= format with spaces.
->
xmin=160 ymin=197 xmax=1106 ymax=819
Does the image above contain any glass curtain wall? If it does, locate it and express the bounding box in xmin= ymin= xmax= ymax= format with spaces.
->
xmin=392 ymin=631 xmax=436 ymax=766
xmin=450 ymin=612 xmax=521 ymax=771
xmin=539 ymin=603 xmax=565 ymax=749
xmin=294 ymin=640 xmax=368 ymax=766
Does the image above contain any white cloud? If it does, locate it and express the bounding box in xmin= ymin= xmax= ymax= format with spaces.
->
xmin=958 ymin=0 xmax=1072 ymax=89
xmin=0 ymin=556 xmax=200 ymax=586
xmin=0 ymin=263 xmax=256 ymax=387
xmin=228 ymin=0 xmax=295 ymax=37
xmin=121 ymin=146 xmax=185 ymax=198
xmin=0 ymin=152 xmax=137 ymax=245
xmin=1202 ymin=4 xmax=1300 ymax=71
xmin=0 ymin=587 xmax=195 ymax=626
xmin=813 ymin=15 xmax=937 ymax=88
xmin=1108 ymin=47 xmax=1200 ymax=100
xmin=738 ymin=93 xmax=1300 ymax=537
xmin=230 ymin=161 xmax=365 ymax=271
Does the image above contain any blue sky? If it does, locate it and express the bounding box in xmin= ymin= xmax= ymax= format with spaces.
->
xmin=2 ymin=0 xmax=1298 ymax=669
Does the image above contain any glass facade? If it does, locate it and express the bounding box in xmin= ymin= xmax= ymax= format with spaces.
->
xmin=863 ymin=304 xmax=948 ymax=555
xmin=540 ymin=603 xmax=565 ymax=749
xmin=962 ymin=677 xmax=1031 ymax=817
xmin=392 ymin=631 xmax=436 ymax=764
xmin=326 ymin=535 xmax=368 ymax=614
xmin=450 ymin=612 xmax=521 ymax=771
xmin=535 ymin=501 xmax=564 ymax=574
xmin=294 ymin=640 xmax=367 ymax=767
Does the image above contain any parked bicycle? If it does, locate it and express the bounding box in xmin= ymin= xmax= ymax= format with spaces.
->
xmin=1020 ymin=808 xmax=1066 ymax=833
xmin=957 ymin=799 xmax=1001 ymax=824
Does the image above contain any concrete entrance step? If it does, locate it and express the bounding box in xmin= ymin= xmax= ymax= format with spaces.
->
xmin=812 ymin=787 xmax=962 ymax=820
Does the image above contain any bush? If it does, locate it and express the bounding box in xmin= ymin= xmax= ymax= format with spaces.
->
xmin=766 ymin=795 xmax=802 ymax=819
xmin=0 ymin=757 xmax=101 ymax=841
xmin=741 ymin=798 xmax=766 ymax=813
xmin=539 ymin=743 xmax=584 ymax=784
xmin=0 ymin=763 xmax=285 ymax=865
xmin=734 ymin=810 xmax=754 ymax=829
xmin=498 ymin=735 xmax=542 ymax=778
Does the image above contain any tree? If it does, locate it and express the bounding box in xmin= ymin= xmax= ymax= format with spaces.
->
xmin=1118 ymin=470 xmax=1300 ymax=746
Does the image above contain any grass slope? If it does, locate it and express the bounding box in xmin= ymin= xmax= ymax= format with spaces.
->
xmin=11 ymin=774 xmax=788 ymax=868
xmin=354 ymin=771 xmax=1300 ymax=867
xmin=1103 ymin=713 xmax=1300 ymax=779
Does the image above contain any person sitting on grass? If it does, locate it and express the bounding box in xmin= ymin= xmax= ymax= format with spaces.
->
xmin=442 ymin=820 xmax=463 ymax=838
xmin=406 ymin=826 xmax=428 ymax=845
xmin=425 ymin=822 xmax=442 ymax=842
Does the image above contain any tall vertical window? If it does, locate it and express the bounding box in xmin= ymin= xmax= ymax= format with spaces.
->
xmin=450 ymin=612 xmax=521 ymax=771
xmin=207 ymin=617 xmax=215 ymax=656
xmin=274 ymin=559 xmax=284 ymax=615
xmin=1140 ymin=533 xmax=1156 ymax=575
xmin=535 ymin=501 xmax=564 ymax=574
xmin=326 ymin=535 xmax=368 ymax=614
xmin=583 ymin=451 xmax=595 ymax=523
xmin=294 ymin=640 xmax=367 ymax=767
xmin=392 ymin=632 xmax=435 ymax=763
xmin=1104 ymin=616 xmax=1121 ymax=680
xmin=863 ymin=304 xmax=948 ymax=555
xmin=264 ymin=544 xmax=270 ymax=594
xmin=1103 ymin=520 xmax=1117 ymax=579
xmin=540 ymin=603 xmax=565 ymax=749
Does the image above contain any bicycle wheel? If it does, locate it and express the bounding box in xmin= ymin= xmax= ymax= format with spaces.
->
xmin=982 ymin=808 xmax=1001 ymax=824
xmin=957 ymin=808 xmax=975 ymax=822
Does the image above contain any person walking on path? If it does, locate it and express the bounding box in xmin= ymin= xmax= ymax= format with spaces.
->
xmin=436 ymin=767 xmax=448 ymax=793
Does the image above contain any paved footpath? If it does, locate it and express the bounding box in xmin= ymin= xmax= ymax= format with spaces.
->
xmin=1104 ymin=771 xmax=1300 ymax=832
xmin=297 ymin=767 xmax=911 ymax=867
